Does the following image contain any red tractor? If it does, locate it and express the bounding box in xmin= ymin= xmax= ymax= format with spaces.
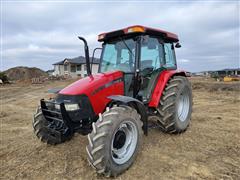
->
xmin=33 ymin=25 xmax=192 ymax=177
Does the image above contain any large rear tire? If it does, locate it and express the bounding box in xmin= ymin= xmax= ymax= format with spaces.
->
xmin=157 ymin=76 xmax=192 ymax=133
xmin=86 ymin=105 xmax=143 ymax=177
xmin=32 ymin=107 xmax=73 ymax=145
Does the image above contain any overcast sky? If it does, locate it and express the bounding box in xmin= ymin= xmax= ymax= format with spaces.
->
xmin=1 ymin=1 xmax=239 ymax=72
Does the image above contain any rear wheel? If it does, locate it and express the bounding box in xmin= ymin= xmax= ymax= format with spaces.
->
xmin=32 ymin=107 xmax=73 ymax=145
xmin=86 ymin=105 xmax=143 ymax=177
xmin=157 ymin=76 xmax=192 ymax=133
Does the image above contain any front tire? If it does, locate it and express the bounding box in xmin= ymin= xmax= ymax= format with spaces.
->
xmin=157 ymin=76 xmax=192 ymax=133
xmin=86 ymin=105 xmax=143 ymax=177
xmin=32 ymin=107 xmax=73 ymax=145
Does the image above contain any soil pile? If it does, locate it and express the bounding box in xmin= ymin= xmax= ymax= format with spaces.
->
xmin=4 ymin=66 xmax=48 ymax=81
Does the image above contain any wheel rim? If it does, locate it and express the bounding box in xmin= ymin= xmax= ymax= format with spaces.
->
xmin=111 ymin=121 xmax=138 ymax=165
xmin=177 ymin=89 xmax=190 ymax=122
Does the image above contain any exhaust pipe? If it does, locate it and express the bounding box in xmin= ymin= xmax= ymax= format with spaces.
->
xmin=78 ymin=36 xmax=91 ymax=76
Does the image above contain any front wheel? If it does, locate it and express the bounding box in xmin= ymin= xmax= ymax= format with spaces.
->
xmin=86 ymin=105 xmax=143 ymax=177
xmin=32 ymin=107 xmax=73 ymax=145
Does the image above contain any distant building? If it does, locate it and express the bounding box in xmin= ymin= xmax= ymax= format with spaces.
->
xmin=46 ymin=69 xmax=54 ymax=76
xmin=192 ymin=68 xmax=240 ymax=77
xmin=53 ymin=56 xmax=100 ymax=78
xmin=208 ymin=68 xmax=240 ymax=78
xmin=192 ymin=72 xmax=205 ymax=76
xmin=215 ymin=68 xmax=240 ymax=76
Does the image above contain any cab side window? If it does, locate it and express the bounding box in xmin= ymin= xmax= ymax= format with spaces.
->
xmin=101 ymin=44 xmax=117 ymax=72
xmin=164 ymin=43 xmax=176 ymax=68
xmin=140 ymin=37 xmax=164 ymax=71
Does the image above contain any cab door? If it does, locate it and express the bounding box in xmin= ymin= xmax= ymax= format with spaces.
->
xmin=137 ymin=36 xmax=165 ymax=102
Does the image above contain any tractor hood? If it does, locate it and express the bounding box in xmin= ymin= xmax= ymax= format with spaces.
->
xmin=59 ymin=70 xmax=124 ymax=96
xmin=59 ymin=70 xmax=124 ymax=114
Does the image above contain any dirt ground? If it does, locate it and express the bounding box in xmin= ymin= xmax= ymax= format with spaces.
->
xmin=1 ymin=77 xmax=240 ymax=180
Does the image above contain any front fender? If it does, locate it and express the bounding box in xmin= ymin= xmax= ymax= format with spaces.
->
xmin=108 ymin=95 xmax=148 ymax=135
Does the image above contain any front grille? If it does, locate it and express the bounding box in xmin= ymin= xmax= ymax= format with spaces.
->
xmin=40 ymin=99 xmax=75 ymax=130
xmin=41 ymin=100 xmax=63 ymax=122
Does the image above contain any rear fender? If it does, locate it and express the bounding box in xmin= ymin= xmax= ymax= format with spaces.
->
xmin=108 ymin=95 xmax=148 ymax=135
xmin=148 ymin=70 xmax=186 ymax=107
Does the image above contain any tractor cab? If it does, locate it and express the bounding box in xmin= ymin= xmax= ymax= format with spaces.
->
xmin=97 ymin=25 xmax=181 ymax=102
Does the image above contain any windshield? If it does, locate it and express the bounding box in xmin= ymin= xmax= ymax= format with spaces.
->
xmin=99 ymin=38 xmax=136 ymax=73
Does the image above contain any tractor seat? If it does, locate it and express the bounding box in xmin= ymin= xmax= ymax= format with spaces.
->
xmin=140 ymin=60 xmax=154 ymax=90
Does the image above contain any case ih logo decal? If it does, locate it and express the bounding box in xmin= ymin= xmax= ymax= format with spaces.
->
xmin=91 ymin=77 xmax=123 ymax=96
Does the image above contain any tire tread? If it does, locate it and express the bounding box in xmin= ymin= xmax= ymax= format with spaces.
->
xmin=86 ymin=105 xmax=143 ymax=177
xmin=157 ymin=76 xmax=192 ymax=133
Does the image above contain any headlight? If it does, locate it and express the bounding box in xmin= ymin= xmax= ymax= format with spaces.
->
xmin=64 ymin=104 xmax=80 ymax=111
xmin=55 ymin=103 xmax=79 ymax=111
xmin=55 ymin=104 xmax=60 ymax=110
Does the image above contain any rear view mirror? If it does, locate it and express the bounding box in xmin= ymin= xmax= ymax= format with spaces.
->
xmin=142 ymin=35 xmax=157 ymax=49
xmin=142 ymin=35 xmax=149 ymax=46
xmin=148 ymin=42 xmax=156 ymax=49
xmin=175 ymin=42 xmax=181 ymax=48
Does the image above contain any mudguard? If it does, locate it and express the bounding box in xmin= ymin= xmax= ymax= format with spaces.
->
xmin=148 ymin=69 xmax=187 ymax=107
xmin=108 ymin=95 xmax=148 ymax=135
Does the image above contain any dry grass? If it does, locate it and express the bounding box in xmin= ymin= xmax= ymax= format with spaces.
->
xmin=1 ymin=78 xmax=240 ymax=179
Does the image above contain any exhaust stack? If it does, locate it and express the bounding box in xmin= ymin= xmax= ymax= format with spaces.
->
xmin=78 ymin=36 xmax=91 ymax=76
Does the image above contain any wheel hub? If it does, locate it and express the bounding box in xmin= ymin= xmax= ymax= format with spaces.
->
xmin=113 ymin=130 xmax=126 ymax=149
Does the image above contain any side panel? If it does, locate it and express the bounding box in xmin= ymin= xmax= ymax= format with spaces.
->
xmin=148 ymin=69 xmax=186 ymax=107
xmin=89 ymin=79 xmax=124 ymax=114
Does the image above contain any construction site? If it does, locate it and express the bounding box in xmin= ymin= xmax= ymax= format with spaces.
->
xmin=0 ymin=68 xmax=239 ymax=179
xmin=1 ymin=1 xmax=239 ymax=179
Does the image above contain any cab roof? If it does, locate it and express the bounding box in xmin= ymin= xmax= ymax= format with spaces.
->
xmin=98 ymin=25 xmax=179 ymax=43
